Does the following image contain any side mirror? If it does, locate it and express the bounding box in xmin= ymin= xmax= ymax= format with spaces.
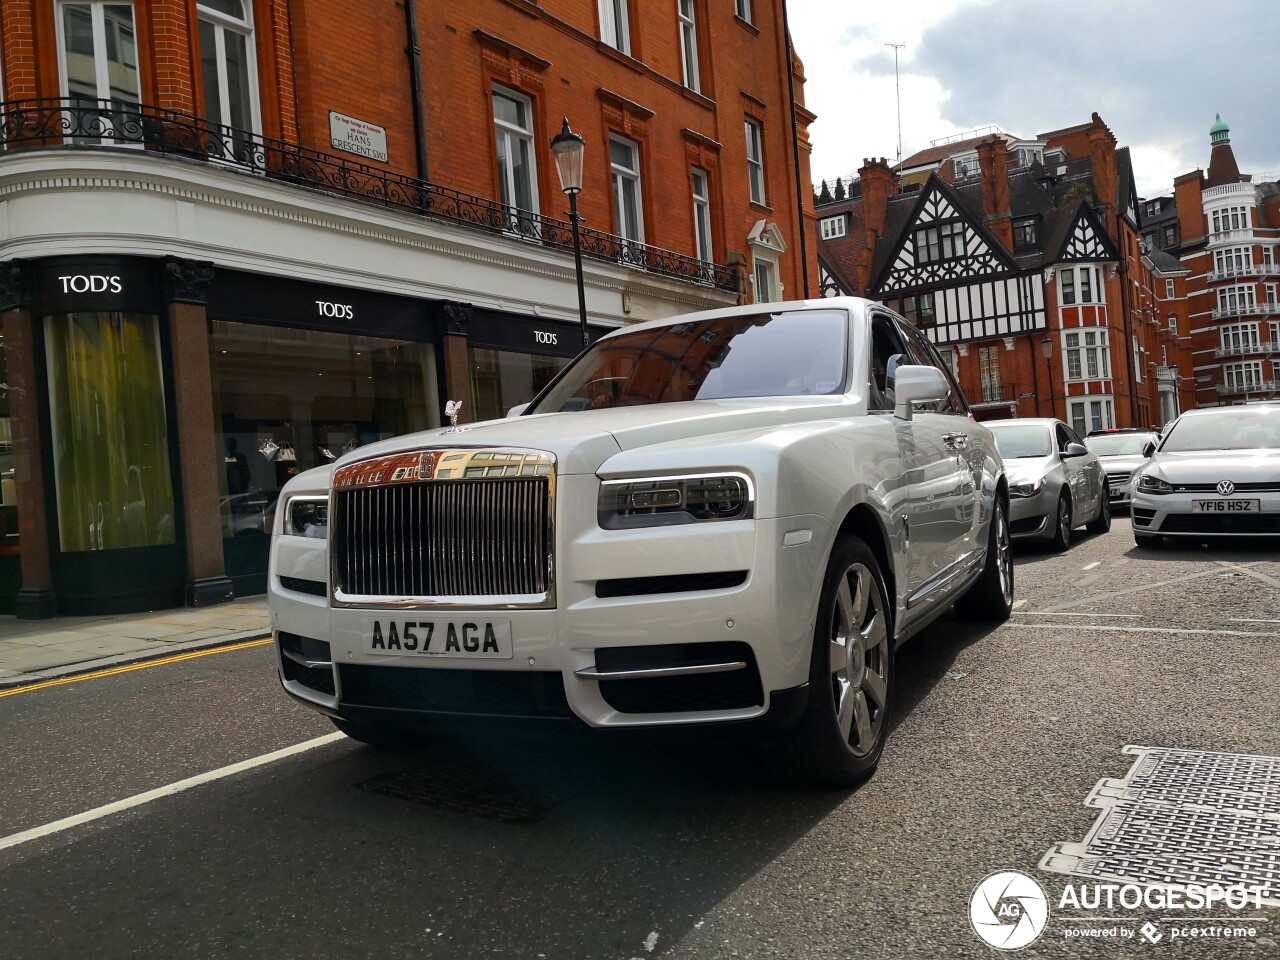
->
xmin=893 ymin=365 xmax=949 ymax=422
xmin=1142 ymin=441 xmax=1156 ymax=458
xmin=506 ymin=403 xmax=530 ymax=418
xmin=1064 ymin=442 xmax=1089 ymax=458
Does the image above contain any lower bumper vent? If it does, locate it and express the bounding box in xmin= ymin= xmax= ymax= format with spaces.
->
xmin=596 ymin=570 xmax=748 ymax=598
xmin=278 ymin=632 xmax=335 ymax=696
xmin=594 ymin=642 xmax=763 ymax=714
xmin=338 ymin=665 xmax=572 ymax=719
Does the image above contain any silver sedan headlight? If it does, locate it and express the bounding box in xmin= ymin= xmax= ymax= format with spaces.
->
xmin=1135 ymin=474 xmax=1173 ymax=495
xmin=598 ymin=473 xmax=754 ymax=529
xmin=284 ymin=496 xmax=329 ymax=538
xmin=1009 ymin=479 xmax=1044 ymax=498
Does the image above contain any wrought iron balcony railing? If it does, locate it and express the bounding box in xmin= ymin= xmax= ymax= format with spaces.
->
xmin=0 ymin=98 xmax=739 ymax=293
xmin=1214 ymin=341 xmax=1279 ymax=359
xmin=974 ymin=381 xmax=1017 ymax=405
xmin=1217 ymin=379 xmax=1277 ymax=396
xmin=1212 ymin=302 xmax=1276 ymax=320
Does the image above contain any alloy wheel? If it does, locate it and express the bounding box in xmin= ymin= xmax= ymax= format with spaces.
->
xmin=996 ymin=505 xmax=1013 ymax=604
xmin=829 ymin=563 xmax=890 ymax=759
xmin=1058 ymin=498 xmax=1070 ymax=544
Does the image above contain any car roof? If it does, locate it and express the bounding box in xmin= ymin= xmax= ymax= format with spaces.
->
xmin=1176 ymin=405 xmax=1280 ymax=419
xmin=986 ymin=418 xmax=1057 ymax=427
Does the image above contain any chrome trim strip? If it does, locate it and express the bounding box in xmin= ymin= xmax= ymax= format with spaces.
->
xmin=906 ymin=548 xmax=982 ymax=609
xmin=280 ymin=648 xmax=333 ymax=671
xmin=574 ymin=661 xmax=748 ymax=681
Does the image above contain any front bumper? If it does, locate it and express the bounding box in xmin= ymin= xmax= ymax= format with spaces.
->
xmin=269 ymin=509 xmax=832 ymax=730
xmin=1007 ymin=487 xmax=1053 ymax=541
xmin=1130 ymin=490 xmax=1280 ymax=538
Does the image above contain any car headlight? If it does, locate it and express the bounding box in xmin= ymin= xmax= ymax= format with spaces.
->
xmin=1135 ymin=474 xmax=1173 ymax=495
xmin=598 ymin=473 xmax=754 ymax=529
xmin=1009 ymin=479 xmax=1043 ymax=498
xmin=285 ymin=496 xmax=329 ymax=538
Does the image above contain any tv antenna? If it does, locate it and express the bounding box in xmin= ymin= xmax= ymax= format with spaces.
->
xmin=885 ymin=42 xmax=905 ymax=163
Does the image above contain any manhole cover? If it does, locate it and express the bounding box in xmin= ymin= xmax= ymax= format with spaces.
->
xmin=1041 ymin=745 xmax=1280 ymax=904
xmin=358 ymin=757 xmax=577 ymax=824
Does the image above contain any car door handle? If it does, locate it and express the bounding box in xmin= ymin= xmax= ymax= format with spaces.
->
xmin=943 ymin=432 xmax=968 ymax=449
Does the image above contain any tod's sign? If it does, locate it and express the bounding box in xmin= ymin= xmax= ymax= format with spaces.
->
xmin=36 ymin=258 xmax=162 ymax=315
xmin=58 ymin=274 xmax=124 ymax=294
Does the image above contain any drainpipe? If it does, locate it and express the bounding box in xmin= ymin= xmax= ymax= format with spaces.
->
xmin=780 ymin=0 xmax=811 ymax=299
xmin=404 ymin=0 xmax=429 ymax=183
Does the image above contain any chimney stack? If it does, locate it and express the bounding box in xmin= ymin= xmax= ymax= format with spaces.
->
xmin=859 ymin=157 xmax=898 ymax=290
xmin=976 ymin=136 xmax=1012 ymax=249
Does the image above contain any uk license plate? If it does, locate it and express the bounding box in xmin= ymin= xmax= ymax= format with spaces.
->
xmin=366 ymin=619 xmax=513 ymax=658
xmin=1191 ymin=499 xmax=1259 ymax=513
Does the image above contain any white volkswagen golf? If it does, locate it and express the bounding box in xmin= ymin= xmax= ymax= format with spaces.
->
xmin=1130 ymin=404 xmax=1280 ymax=546
xmin=269 ymin=299 xmax=1012 ymax=785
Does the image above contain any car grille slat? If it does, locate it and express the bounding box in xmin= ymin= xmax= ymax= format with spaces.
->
xmin=336 ymin=478 xmax=550 ymax=598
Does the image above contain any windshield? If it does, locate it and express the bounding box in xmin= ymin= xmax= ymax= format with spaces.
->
xmin=1085 ymin=434 xmax=1155 ymax=456
xmin=529 ymin=309 xmax=848 ymax=413
xmin=989 ymin=424 xmax=1053 ymax=459
xmin=1159 ymin=409 xmax=1280 ymax=452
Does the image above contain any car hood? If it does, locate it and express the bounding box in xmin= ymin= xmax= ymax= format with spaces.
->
xmin=1095 ymin=454 xmax=1148 ymax=475
xmin=1150 ymin=449 xmax=1280 ymax=484
xmin=331 ymin=396 xmax=856 ymax=475
xmin=1003 ymin=456 xmax=1055 ymax=486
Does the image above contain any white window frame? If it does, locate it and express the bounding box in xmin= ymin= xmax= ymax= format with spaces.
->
xmin=1267 ymin=283 xmax=1278 ymax=307
xmin=1218 ymin=284 xmax=1258 ymax=312
xmin=678 ymin=0 xmax=700 ymax=93
xmin=55 ymin=0 xmax=143 ymax=143
xmin=820 ymin=216 xmax=846 ymax=240
xmin=1063 ymin=328 xmax=1110 ymax=382
xmin=977 ymin=345 xmax=1001 ymax=403
xmin=1270 ymin=320 xmax=1280 ymax=345
xmin=752 ymin=255 xmax=778 ymax=304
xmin=598 ymin=0 xmax=631 ymax=55
xmin=1224 ymin=361 xmax=1264 ymax=392
xmin=1165 ymin=279 xmax=1175 ymax=298
xmin=1067 ymin=396 xmax=1115 ymax=435
xmin=745 ymin=117 xmax=766 ymax=206
xmin=1264 ymin=246 xmax=1275 ymax=268
xmin=1168 ymin=314 xmax=1177 ymax=335
xmin=492 ymin=86 xmax=541 ymax=239
xmin=735 ymin=0 xmax=752 ymax=23
xmin=197 ymin=0 xmax=263 ymax=136
xmin=691 ymin=167 xmax=712 ymax=263
xmin=1221 ymin=322 xmax=1261 ymax=353
xmin=610 ymin=134 xmax=645 ymax=251
xmin=1133 ymin=335 xmax=1143 ymax=383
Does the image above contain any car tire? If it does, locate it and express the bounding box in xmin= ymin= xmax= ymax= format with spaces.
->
xmin=1134 ymin=533 xmax=1163 ymax=550
xmin=955 ymin=496 xmax=1014 ymax=622
xmin=1086 ymin=491 xmax=1111 ymax=534
xmin=330 ymin=716 xmax=407 ymax=747
xmin=784 ymin=534 xmax=894 ymax=787
xmin=1049 ymin=493 xmax=1072 ymax=552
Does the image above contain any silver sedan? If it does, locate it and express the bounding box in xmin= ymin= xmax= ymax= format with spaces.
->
xmin=987 ymin=418 xmax=1110 ymax=550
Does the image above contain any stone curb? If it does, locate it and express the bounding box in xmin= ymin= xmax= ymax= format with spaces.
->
xmin=0 ymin=628 xmax=273 ymax=692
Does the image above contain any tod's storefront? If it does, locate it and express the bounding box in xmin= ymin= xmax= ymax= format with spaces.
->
xmin=0 ymin=256 xmax=609 ymax=617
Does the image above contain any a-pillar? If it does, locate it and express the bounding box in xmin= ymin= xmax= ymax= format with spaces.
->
xmin=164 ymin=260 xmax=234 ymax=607
xmin=1 ymin=262 xmax=57 ymax=619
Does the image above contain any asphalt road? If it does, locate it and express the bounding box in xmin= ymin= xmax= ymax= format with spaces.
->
xmin=0 ymin=519 xmax=1277 ymax=959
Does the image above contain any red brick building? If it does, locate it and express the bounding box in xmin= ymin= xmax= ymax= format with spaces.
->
xmin=1163 ymin=117 xmax=1280 ymax=406
xmin=0 ymin=0 xmax=818 ymax=615
xmin=816 ymin=114 xmax=1193 ymax=432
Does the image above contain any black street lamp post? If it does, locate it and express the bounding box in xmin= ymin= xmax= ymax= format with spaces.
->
xmin=550 ymin=118 xmax=590 ymax=350
xmin=1041 ymin=336 xmax=1054 ymax=419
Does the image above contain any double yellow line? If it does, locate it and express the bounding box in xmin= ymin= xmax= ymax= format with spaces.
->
xmin=0 ymin=637 xmax=273 ymax=699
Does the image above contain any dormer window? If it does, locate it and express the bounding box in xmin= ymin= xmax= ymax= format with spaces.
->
xmin=1013 ymin=147 xmax=1043 ymax=169
xmin=1013 ymin=218 xmax=1038 ymax=251
xmin=820 ymin=216 xmax=847 ymax=240
xmin=1146 ymin=200 xmax=1161 ymax=218
xmin=952 ymin=155 xmax=977 ymax=179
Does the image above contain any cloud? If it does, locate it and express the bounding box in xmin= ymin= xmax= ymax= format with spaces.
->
xmin=795 ymin=0 xmax=1280 ymax=197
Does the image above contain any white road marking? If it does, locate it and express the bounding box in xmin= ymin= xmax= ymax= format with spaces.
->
xmin=1081 ymin=561 xmax=1101 ymax=571
xmin=1040 ymin=561 xmax=1268 ymax=612
xmin=1230 ymin=618 xmax=1280 ymax=624
xmin=0 ymin=732 xmax=346 ymax=853
xmin=1014 ymin=611 xmax=1142 ymax=619
xmin=1011 ymin=599 xmax=1027 ymax=609
xmin=1017 ymin=623 xmax=1279 ymax=638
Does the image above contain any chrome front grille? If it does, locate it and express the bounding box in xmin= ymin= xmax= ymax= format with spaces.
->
xmin=331 ymin=448 xmax=555 ymax=604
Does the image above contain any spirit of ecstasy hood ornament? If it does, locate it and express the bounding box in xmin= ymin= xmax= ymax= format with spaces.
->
xmin=445 ymin=400 xmax=463 ymax=428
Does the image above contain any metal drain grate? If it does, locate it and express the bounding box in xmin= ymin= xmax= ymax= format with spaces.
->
xmin=1041 ymin=745 xmax=1280 ymax=905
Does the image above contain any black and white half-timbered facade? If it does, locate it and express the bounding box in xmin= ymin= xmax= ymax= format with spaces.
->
xmin=868 ymin=179 xmax=1048 ymax=347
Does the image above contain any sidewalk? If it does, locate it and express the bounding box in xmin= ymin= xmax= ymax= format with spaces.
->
xmin=0 ymin=598 xmax=271 ymax=690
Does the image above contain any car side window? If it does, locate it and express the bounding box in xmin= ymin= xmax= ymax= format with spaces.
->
xmin=1064 ymin=425 xmax=1086 ymax=447
xmin=868 ymin=314 xmax=911 ymax=412
xmin=1055 ymin=423 xmax=1072 ymax=453
xmin=895 ymin=318 xmax=964 ymax=415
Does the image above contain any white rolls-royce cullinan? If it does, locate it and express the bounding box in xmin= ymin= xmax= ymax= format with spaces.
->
xmin=269 ymin=299 xmax=1012 ymax=785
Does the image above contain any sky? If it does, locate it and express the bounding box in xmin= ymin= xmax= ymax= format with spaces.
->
xmin=788 ymin=0 xmax=1280 ymax=200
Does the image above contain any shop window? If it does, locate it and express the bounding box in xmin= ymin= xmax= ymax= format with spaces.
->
xmin=45 ymin=312 xmax=175 ymax=552
xmin=469 ymin=347 xmax=569 ymax=424
xmin=210 ymin=322 xmax=439 ymax=542
xmin=56 ymin=1 xmax=142 ymax=143
xmin=0 ymin=332 xmax=16 ymax=555
xmin=198 ymin=0 xmax=262 ymax=160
